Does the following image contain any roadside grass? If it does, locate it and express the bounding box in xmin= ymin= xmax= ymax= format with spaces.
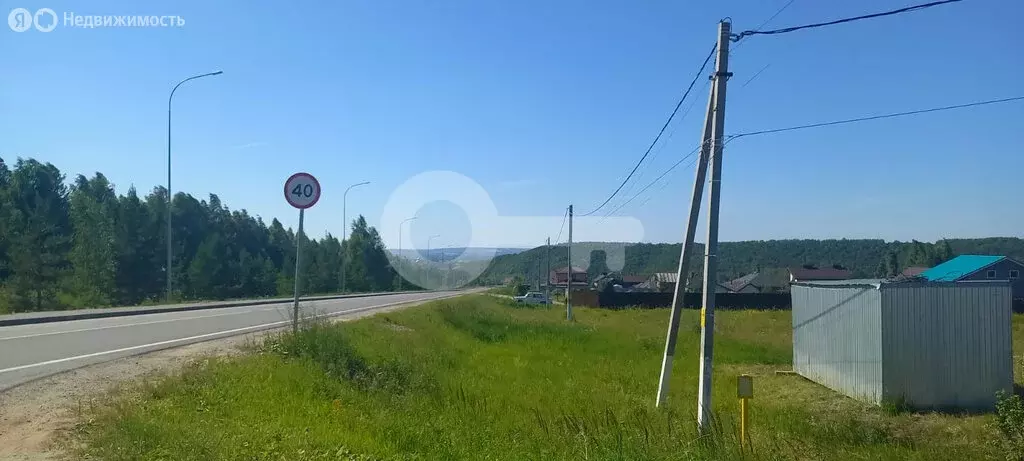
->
xmin=74 ymin=295 xmax=1019 ymax=460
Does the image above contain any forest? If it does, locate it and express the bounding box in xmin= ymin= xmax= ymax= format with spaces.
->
xmin=0 ymin=157 xmax=413 ymax=314
xmin=478 ymin=237 xmax=1024 ymax=287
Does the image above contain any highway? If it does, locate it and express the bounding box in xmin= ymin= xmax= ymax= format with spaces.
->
xmin=0 ymin=291 xmax=461 ymax=391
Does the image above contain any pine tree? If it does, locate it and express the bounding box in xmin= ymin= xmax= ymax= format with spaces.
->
xmin=2 ymin=159 xmax=71 ymax=311
xmin=67 ymin=174 xmax=118 ymax=306
xmin=115 ymin=186 xmax=160 ymax=304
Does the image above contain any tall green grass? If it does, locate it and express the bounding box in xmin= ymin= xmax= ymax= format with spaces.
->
xmin=75 ymin=296 xmax=1009 ymax=460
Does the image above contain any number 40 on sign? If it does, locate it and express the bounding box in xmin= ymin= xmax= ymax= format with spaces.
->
xmin=284 ymin=172 xmax=321 ymax=209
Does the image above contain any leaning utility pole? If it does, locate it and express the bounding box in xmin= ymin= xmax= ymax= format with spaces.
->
xmin=656 ymin=62 xmax=717 ymax=408
xmin=654 ymin=21 xmax=732 ymax=435
xmin=546 ymin=237 xmax=551 ymax=305
xmin=566 ymin=205 xmax=573 ymax=320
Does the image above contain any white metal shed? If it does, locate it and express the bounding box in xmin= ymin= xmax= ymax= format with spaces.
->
xmin=791 ymin=279 xmax=1013 ymax=410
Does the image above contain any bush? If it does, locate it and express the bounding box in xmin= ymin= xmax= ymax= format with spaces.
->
xmin=995 ymin=390 xmax=1024 ymax=460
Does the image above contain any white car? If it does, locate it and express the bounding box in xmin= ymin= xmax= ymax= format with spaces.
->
xmin=513 ymin=292 xmax=549 ymax=305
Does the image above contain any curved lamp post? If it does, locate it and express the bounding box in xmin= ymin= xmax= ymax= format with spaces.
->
xmin=167 ymin=70 xmax=222 ymax=301
xmin=340 ymin=181 xmax=370 ymax=292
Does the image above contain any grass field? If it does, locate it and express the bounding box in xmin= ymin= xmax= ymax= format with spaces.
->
xmin=74 ymin=295 xmax=1023 ymax=460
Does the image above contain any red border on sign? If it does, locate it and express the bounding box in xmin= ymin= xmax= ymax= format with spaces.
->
xmin=284 ymin=172 xmax=321 ymax=209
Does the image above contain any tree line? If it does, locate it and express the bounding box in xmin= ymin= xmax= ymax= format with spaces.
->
xmin=0 ymin=157 xmax=415 ymax=314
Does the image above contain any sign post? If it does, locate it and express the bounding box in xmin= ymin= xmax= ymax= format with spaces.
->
xmin=284 ymin=172 xmax=321 ymax=333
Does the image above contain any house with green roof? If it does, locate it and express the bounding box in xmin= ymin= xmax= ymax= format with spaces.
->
xmin=921 ymin=254 xmax=1024 ymax=299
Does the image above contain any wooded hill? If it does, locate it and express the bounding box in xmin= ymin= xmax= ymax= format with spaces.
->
xmin=477 ymin=238 xmax=1024 ymax=286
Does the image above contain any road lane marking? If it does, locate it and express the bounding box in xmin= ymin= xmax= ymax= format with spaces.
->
xmin=0 ymin=293 xmax=454 ymax=376
xmin=0 ymin=306 xmax=284 ymax=342
xmin=0 ymin=293 xmax=428 ymax=341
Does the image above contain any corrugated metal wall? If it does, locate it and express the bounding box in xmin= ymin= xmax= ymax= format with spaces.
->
xmin=880 ymin=283 xmax=1013 ymax=410
xmin=792 ymin=284 xmax=883 ymax=403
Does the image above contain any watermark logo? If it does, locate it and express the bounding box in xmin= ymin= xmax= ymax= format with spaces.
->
xmin=7 ymin=8 xmax=184 ymax=32
xmin=8 ymin=7 xmax=55 ymax=32
xmin=381 ymin=170 xmax=645 ymax=290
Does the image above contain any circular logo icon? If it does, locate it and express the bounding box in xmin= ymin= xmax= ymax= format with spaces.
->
xmin=8 ymin=8 xmax=32 ymax=32
xmin=284 ymin=173 xmax=321 ymax=209
xmin=34 ymin=8 xmax=57 ymax=32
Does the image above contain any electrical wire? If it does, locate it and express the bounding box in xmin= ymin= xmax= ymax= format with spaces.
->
xmin=580 ymin=43 xmax=717 ymax=217
xmin=553 ymin=207 xmax=569 ymax=244
xmin=605 ymin=94 xmax=1024 ymax=216
xmin=599 ymin=137 xmax=717 ymax=220
xmin=728 ymin=95 xmax=1024 ymax=140
xmin=740 ymin=64 xmax=770 ymax=89
xmin=731 ymin=0 xmax=796 ymax=53
xmin=622 ymin=79 xmax=710 ymax=198
xmin=732 ymin=0 xmax=962 ymax=41
xmin=617 ymin=2 xmax=794 ymax=213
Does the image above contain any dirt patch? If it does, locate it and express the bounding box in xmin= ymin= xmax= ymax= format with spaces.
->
xmin=0 ymin=300 xmax=431 ymax=460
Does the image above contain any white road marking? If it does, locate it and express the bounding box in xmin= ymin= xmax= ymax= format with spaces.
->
xmin=0 ymin=307 xmax=281 ymax=342
xmin=0 ymin=294 xmax=451 ymax=376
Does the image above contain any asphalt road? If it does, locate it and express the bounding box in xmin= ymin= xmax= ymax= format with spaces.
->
xmin=0 ymin=291 xmax=462 ymax=391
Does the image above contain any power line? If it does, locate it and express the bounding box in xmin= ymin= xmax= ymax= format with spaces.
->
xmin=728 ymin=95 xmax=1024 ymax=139
xmin=740 ymin=64 xmax=770 ymax=89
xmin=600 ymin=138 xmax=716 ymax=220
xmin=553 ymin=207 xmax=568 ymax=244
xmin=607 ymin=95 xmax=1024 ymax=216
xmin=731 ymin=0 xmax=796 ymax=53
xmin=580 ymin=43 xmax=717 ymax=217
xmin=733 ymin=0 xmax=962 ymax=41
xmin=623 ymin=79 xmax=709 ymax=197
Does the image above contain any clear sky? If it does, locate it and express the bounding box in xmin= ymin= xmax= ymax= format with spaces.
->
xmin=2 ymin=0 xmax=1021 ymax=250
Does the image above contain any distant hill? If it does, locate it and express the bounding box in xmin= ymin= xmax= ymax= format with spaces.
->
xmin=476 ymin=237 xmax=1024 ymax=286
xmin=390 ymin=247 xmax=527 ymax=262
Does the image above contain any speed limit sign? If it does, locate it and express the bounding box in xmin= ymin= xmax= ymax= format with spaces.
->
xmin=284 ymin=172 xmax=321 ymax=209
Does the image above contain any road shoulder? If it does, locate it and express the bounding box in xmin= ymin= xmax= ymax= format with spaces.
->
xmin=0 ymin=299 xmax=430 ymax=460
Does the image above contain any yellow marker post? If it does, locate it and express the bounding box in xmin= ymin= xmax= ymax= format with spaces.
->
xmin=737 ymin=374 xmax=753 ymax=450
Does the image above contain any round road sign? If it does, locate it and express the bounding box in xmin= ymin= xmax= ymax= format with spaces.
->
xmin=284 ymin=172 xmax=321 ymax=209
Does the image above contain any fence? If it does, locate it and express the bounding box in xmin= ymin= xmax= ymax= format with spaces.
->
xmin=596 ymin=292 xmax=792 ymax=310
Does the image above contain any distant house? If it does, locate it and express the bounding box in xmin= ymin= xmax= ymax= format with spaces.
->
xmin=901 ymin=266 xmax=929 ymax=278
xmin=620 ymin=275 xmax=647 ymax=289
xmin=550 ymin=266 xmax=588 ymax=289
xmin=720 ymin=271 xmax=791 ymax=293
xmin=636 ymin=272 xmax=729 ymax=293
xmin=788 ymin=266 xmax=853 ymax=283
xmin=921 ymin=255 xmax=1024 ymax=300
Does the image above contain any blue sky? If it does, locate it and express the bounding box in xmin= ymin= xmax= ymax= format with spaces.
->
xmin=2 ymin=0 xmax=1021 ymax=250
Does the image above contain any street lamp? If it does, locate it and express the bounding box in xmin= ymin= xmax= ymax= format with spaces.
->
xmin=167 ymin=70 xmax=222 ymax=301
xmin=427 ymin=234 xmax=440 ymax=262
xmin=340 ymin=181 xmax=370 ymax=293
xmin=397 ymin=217 xmax=417 ymax=291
